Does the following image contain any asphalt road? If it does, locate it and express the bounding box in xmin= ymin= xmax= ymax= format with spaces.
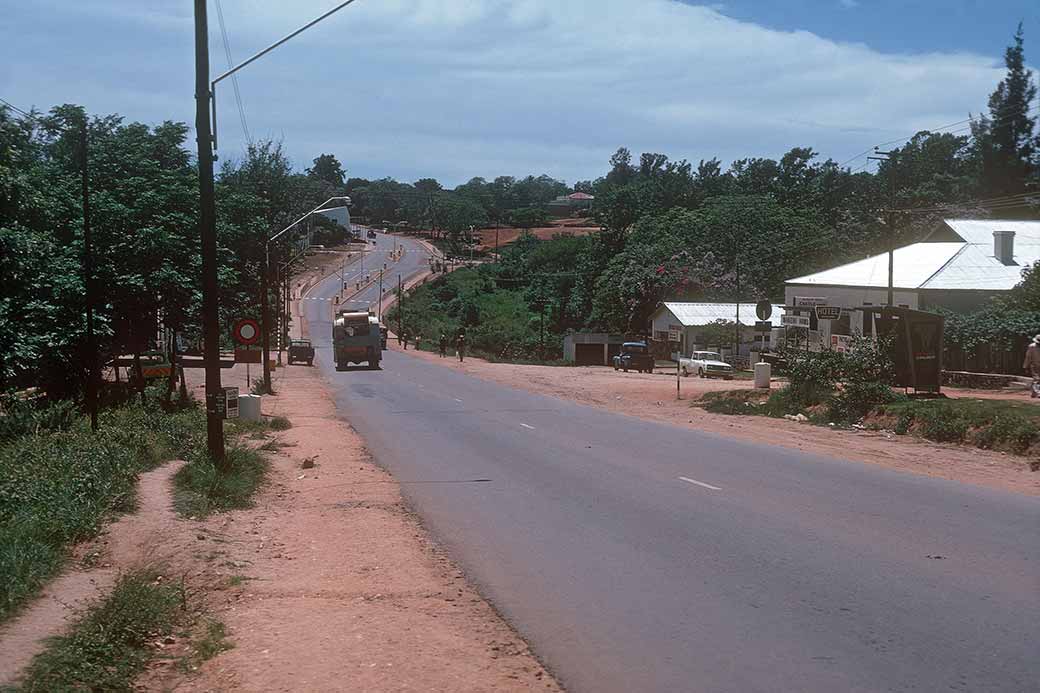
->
xmin=301 ymin=236 xmax=1039 ymax=692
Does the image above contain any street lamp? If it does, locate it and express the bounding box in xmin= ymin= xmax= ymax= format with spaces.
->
xmin=262 ymin=196 xmax=351 ymax=393
xmin=193 ymin=0 xmax=360 ymax=464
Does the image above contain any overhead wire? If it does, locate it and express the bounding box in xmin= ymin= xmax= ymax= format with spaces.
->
xmin=215 ymin=0 xmax=252 ymax=145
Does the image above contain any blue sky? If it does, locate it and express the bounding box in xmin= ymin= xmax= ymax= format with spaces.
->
xmin=1 ymin=1 xmax=1037 ymax=186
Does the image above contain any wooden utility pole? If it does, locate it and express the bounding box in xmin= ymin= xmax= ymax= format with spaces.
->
xmin=869 ymin=148 xmax=899 ymax=308
xmin=398 ymin=274 xmax=403 ymax=342
xmin=80 ymin=117 xmax=98 ymax=432
xmin=193 ymin=0 xmax=226 ymax=464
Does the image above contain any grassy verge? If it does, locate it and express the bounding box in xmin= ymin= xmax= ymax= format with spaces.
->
xmin=11 ymin=569 xmax=180 ymax=692
xmin=0 ymin=401 xmax=204 ymax=622
xmin=172 ymin=445 xmax=268 ymax=518
xmin=698 ymin=388 xmax=1040 ymax=468
xmin=171 ymin=416 xmax=285 ymax=519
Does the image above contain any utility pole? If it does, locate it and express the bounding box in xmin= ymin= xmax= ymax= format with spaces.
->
xmin=261 ymin=251 xmax=271 ymax=393
xmin=734 ymin=254 xmax=740 ymax=363
xmin=397 ymin=274 xmax=403 ymax=343
xmin=193 ymin=0 xmax=226 ymax=464
xmin=378 ymin=270 xmax=384 ymax=322
xmin=869 ymin=148 xmax=899 ymax=308
xmin=80 ymin=117 xmax=98 ymax=432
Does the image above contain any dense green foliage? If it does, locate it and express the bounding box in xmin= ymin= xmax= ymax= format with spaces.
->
xmin=172 ymin=442 xmax=268 ymax=519
xmin=0 ymin=398 xmax=203 ymax=621
xmin=15 ymin=569 xmax=180 ymax=692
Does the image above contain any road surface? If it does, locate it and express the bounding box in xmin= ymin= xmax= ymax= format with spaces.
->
xmin=300 ymin=234 xmax=1039 ymax=692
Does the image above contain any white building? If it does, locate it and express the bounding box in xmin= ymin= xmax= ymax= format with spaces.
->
xmin=649 ymin=302 xmax=785 ymax=358
xmin=784 ymin=219 xmax=1040 ymax=345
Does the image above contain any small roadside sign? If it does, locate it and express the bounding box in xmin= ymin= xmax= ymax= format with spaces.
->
xmin=222 ymin=387 xmax=239 ymax=420
xmin=782 ymin=314 xmax=811 ymax=328
xmin=232 ymin=318 xmax=260 ymax=346
xmin=754 ymin=320 xmax=773 ymax=331
xmin=668 ymin=329 xmax=681 ymax=342
xmin=755 ymin=300 xmax=772 ymax=321
xmin=795 ymin=296 xmax=828 ymax=308
xmin=234 ymin=348 xmax=262 ymax=364
xmin=815 ymin=306 xmax=842 ymax=320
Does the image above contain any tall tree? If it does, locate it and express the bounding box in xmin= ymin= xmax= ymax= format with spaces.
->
xmin=973 ymin=24 xmax=1039 ymax=197
xmin=306 ymin=153 xmax=346 ymax=187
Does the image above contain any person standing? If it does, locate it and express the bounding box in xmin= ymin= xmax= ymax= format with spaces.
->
xmin=456 ymin=333 xmax=466 ymax=362
xmin=1024 ymin=334 xmax=1040 ymax=397
xmin=438 ymin=333 xmax=448 ymax=357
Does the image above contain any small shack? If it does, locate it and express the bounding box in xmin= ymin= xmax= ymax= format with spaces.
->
xmin=563 ymin=333 xmax=628 ymax=365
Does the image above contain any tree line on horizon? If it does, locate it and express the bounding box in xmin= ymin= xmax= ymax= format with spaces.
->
xmin=2 ymin=27 xmax=1038 ymax=394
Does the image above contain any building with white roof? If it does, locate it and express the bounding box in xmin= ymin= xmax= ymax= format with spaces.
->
xmin=649 ymin=301 xmax=785 ymax=357
xmin=783 ymin=218 xmax=1040 ymax=342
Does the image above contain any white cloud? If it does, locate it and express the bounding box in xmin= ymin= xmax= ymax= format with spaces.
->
xmin=2 ymin=0 xmax=1007 ymax=185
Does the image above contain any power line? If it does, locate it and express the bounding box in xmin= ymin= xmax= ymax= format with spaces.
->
xmin=215 ymin=0 xmax=251 ymax=145
xmin=0 ymin=96 xmax=36 ymax=121
xmin=839 ymin=102 xmax=1040 ymax=169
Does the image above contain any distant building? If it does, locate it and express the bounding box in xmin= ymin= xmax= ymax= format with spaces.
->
xmin=649 ymin=302 xmax=785 ymax=358
xmin=562 ymin=333 xmax=628 ymax=365
xmin=547 ymin=192 xmax=595 ymax=217
xmin=783 ymin=219 xmax=1040 ymax=346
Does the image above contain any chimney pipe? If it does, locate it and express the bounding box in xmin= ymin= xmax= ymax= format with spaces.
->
xmin=993 ymin=230 xmax=1016 ymax=266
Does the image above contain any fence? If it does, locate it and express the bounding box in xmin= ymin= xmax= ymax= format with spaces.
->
xmin=944 ymin=340 xmax=1029 ymax=375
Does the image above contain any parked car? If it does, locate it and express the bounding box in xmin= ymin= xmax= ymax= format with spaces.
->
xmin=288 ymin=339 xmax=315 ymax=366
xmin=678 ymin=351 xmax=734 ymax=379
xmin=612 ymin=342 xmax=655 ymax=373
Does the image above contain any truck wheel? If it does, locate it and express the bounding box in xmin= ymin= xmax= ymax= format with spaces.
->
xmin=369 ymin=359 xmax=379 ymax=369
xmin=623 ymin=367 xmax=628 ymax=373
xmin=307 ymin=359 xmax=313 ymax=367
xmin=698 ymin=368 xmax=705 ymax=378
xmin=647 ymin=368 xmax=653 ymax=374
xmin=682 ymin=367 xmax=689 ymax=377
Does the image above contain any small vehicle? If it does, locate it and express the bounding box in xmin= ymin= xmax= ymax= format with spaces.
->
xmin=333 ymin=311 xmax=381 ymax=370
xmin=367 ymin=229 xmax=377 ymax=239
xmin=287 ymin=339 xmax=315 ymax=366
xmin=612 ymin=342 xmax=654 ymax=373
xmin=679 ymin=351 xmax=734 ymax=379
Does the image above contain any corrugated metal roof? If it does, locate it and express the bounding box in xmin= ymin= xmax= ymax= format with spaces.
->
xmin=659 ymin=302 xmax=785 ymax=327
xmin=788 ymin=219 xmax=1040 ymax=291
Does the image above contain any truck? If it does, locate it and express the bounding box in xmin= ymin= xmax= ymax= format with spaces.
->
xmin=612 ymin=342 xmax=655 ymax=374
xmin=333 ymin=311 xmax=381 ymax=370
xmin=678 ymin=350 xmax=734 ymax=379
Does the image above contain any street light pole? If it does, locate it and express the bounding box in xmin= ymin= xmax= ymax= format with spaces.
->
xmin=193 ymin=0 xmax=225 ymax=464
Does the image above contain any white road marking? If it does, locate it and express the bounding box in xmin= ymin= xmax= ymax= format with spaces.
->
xmin=520 ymin=423 xmax=535 ymax=430
xmin=679 ymin=476 xmax=722 ymax=491
xmin=454 ymin=398 xmax=463 ymax=403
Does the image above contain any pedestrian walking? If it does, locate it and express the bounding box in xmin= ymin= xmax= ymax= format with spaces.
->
xmin=1024 ymin=334 xmax=1040 ymax=397
xmin=401 ymin=328 xmax=409 ymax=350
xmin=438 ymin=333 xmax=448 ymax=357
xmin=456 ymin=333 xmax=466 ymax=362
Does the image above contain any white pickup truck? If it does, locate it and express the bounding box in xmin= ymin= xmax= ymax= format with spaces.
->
xmin=678 ymin=351 xmax=734 ymax=379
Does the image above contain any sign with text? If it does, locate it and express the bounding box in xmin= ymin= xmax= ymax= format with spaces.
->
xmin=815 ymin=306 xmax=842 ymax=320
xmin=234 ymin=348 xmax=262 ymax=364
xmin=794 ymin=296 xmax=828 ymax=307
xmin=754 ymin=320 xmax=773 ymax=331
xmin=782 ymin=314 xmax=811 ymax=328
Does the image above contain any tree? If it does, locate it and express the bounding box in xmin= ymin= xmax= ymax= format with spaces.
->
xmin=306 ymin=153 xmax=346 ymax=187
xmin=414 ymin=177 xmax=443 ymax=193
xmin=972 ymin=24 xmax=1039 ymax=197
xmin=506 ymin=207 xmax=548 ymax=230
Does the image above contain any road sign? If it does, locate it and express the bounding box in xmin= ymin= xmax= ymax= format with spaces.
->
xmin=755 ymin=300 xmax=772 ymax=321
xmin=815 ymin=306 xmax=842 ymax=320
xmin=754 ymin=320 xmax=773 ymax=331
xmin=794 ymin=296 xmax=828 ymax=307
xmin=668 ymin=329 xmax=681 ymax=342
xmin=222 ymin=387 xmax=239 ymax=420
xmin=232 ymin=318 xmax=260 ymax=346
xmin=234 ymin=348 xmax=262 ymax=364
xmin=782 ymin=314 xmax=811 ymax=328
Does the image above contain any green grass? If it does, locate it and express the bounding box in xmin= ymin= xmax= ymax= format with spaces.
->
xmin=11 ymin=569 xmax=180 ymax=692
xmin=0 ymin=403 xmax=204 ymax=622
xmin=172 ymin=445 xmax=269 ymax=519
xmin=698 ymin=388 xmax=1040 ymax=467
xmin=184 ymin=618 xmax=234 ymax=669
xmin=267 ymin=415 xmax=292 ymax=431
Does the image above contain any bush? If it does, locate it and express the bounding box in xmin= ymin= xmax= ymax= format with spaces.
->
xmin=0 ymin=396 xmax=79 ymax=443
xmin=827 ymin=381 xmax=903 ymax=423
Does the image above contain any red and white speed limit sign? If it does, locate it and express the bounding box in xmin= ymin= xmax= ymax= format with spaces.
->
xmin=232 ymin=318 xmax=260 ymax=346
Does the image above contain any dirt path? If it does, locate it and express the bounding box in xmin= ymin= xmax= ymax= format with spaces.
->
xmin=166 ymin=363 xmax=559 ymax=692
xmin=394 ymin=346 xmax=1040 ymax=497
xmin=0 ymin=460 xmax=187 ymax=687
